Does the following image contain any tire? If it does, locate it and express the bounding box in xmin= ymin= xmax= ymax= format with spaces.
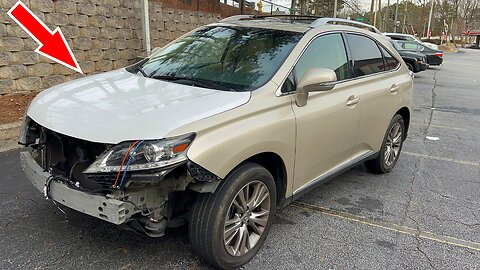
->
xmin=406 ymin=62 xmax=414 ymax=72
xmin=189 ymin=162 xmax=277 ymax=269
xmin=366 ymin=114 xmax=405 ymax=174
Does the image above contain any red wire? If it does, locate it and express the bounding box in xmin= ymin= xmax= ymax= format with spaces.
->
xmin=113 ymin=140 xmax=140 ymax=188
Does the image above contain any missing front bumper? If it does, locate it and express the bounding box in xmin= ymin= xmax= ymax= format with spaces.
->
xmin=20 ymin=151 xmax=139 ymax=225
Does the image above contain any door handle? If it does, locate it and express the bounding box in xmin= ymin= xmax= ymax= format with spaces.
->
xmin=390 ymin=84 xmax=401 ymax=93
xmin=346 ymin=95 xmax=360 ymax=106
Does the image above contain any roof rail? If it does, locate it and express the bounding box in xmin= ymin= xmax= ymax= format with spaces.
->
xmin=219 ymin=15 xmax=253 ymax=22
xmin=253 ymin=14 xmax=323 ymax=20
xmin=310 ymin=18 xmax=381 ymax=34
xmin=219 ymin=14 xmax=323 ymax=23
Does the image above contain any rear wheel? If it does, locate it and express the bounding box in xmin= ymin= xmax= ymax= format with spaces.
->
xmin=366 ymin=114 xmax=405 ymax=174
xmin=189 ymin=163 xmax=276 ymax=269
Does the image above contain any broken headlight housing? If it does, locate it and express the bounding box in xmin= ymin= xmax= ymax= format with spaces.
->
xmin=84 ymin=133 xmax=195 ymax=174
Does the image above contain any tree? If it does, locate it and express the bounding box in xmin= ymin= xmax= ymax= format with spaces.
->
xmin=292 ymin=0 xmax=345 ymax=16
xmin=459 ymin=0 xmax=479 ymax=31
xmin=435 ymin=0 xmax=479 ymax=44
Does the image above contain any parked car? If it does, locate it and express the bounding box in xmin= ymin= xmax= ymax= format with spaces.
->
xmin=391 ymin=40 xmax=443 ymax=66
xmin=19 ymin=16 xmax=413 ymax=269
xmin=393 ymin=46 xmax=428 ymax=73
xmin=384 ymin=32 xmax=439 ymax=50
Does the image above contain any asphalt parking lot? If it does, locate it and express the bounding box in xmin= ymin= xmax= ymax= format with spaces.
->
xmin=1 ymin=49 xmax=479 ymax=269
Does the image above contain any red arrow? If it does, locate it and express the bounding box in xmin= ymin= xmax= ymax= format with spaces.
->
xmin=7 ymin=1 xmax=82 ymax=73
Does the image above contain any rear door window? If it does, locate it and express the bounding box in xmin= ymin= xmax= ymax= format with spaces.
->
xmin=346 ymin=34 xmax=385 ymax=77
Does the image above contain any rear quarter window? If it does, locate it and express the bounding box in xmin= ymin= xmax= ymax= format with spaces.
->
xmin=380 ymin=46 xmax=400 ymax=70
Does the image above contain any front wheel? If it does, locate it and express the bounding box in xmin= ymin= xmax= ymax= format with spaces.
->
xmin=189 ymin=162 xmax=276 ymax=269
xmin=406 ymin=62 xmax=414 ymax=72
xmin=366 ymin=114 xmax=405 ymax=174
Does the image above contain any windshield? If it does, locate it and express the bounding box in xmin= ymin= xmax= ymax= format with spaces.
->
xmin=413 ymin=36 xmax=423 ymax=43
xmin=391 ymin=40 xmax=404 ymax=51
xmin=132 ymin=26 xmax=303 ymax=92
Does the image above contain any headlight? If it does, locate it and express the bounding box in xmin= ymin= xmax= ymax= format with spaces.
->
xmin=417 ymin=57 xmax=424 ymax=62
xmin=84 ymin=133 xmax=195 ymax=174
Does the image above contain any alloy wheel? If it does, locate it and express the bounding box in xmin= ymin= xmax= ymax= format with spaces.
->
xmin=384 ymin=122 xmax=402 ymax=167
xmin=223 ymin=180 xmax=271 ymax=257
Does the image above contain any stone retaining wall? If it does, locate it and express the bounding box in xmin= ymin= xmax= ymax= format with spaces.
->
xmin=0 ymin=0 xmax=222 ymax=95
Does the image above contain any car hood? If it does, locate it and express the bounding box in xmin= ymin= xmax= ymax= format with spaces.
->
xmin=27 ymin=69 xmax=251 ymax=144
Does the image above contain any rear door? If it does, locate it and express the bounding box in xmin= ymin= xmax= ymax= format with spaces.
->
xmin=344 ymin=33 xmax=402 ymax=157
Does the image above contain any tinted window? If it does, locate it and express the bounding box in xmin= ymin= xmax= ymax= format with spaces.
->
xmin=391 ymin=40 xmax=406 ymax=51
xmin=294 ymin=33 xmax=350 ymax=83
xmin=388 ymin=35 xmax=407 ymax=41
xmin=346 ymin=34 xmax=385 ymax=77
xmin=403 ymin=42 xmax=422 ymax=51
xmin=387 ymin=35 xmax=415 ymax=42
xmin=417 ymin=44 xmax=428 ymax=52
xmin=136 ymin=26 xmax=303 ymax=92
xmin=394 ymin=41 xmax=431 ymax=53
xmin=380 ymin=47 xmax=399 ymax=70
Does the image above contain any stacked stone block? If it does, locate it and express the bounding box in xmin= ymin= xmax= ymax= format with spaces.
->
xmin=0 ymin=0 xmax=221 ymax=95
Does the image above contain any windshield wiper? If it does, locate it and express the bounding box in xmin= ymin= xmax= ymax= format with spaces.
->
xmin=133 ymin=65 xmax=148 ymax=77
xmin=126 ymin=58 xmax=149 ymax=77
xmin=151 ymin=75 xmax=236 ymax=92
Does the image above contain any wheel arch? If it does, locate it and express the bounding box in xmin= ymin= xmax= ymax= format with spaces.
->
xmin=187 ymin=151 xmax=289 ymax=207
xmin=243 ymin=152 xmax=288 ymax=207
xmin=403 ymin=58 xmax=417 ymax=72
xmin=395 ymin=106 xmax=410 ymax=137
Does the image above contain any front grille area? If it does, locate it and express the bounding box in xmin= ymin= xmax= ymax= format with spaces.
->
xmin=86 ymin=173 xmax=123 ymax=187
xmin=29 ymin=121 xmax=111 ymax=191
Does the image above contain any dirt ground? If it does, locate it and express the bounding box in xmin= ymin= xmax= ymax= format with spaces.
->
xmin=0 ymin=93 xmax=37 ymax=125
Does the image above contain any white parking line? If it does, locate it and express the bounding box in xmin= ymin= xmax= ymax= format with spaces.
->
xmin=403 ymin=151 xmax=479 ymax=166
xmin=429 ymin=124 xmax=466 ymax=131
xmin=292 ymin=201 xmax=480 ymax=252
xmin=411 ymin=122 xmax=466 ymax=131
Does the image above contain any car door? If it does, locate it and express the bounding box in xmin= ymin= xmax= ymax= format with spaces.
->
xmin=344 ymin=33 xmax=403 ymax=157
xmin=289 ymin=33 xmax=361 ymax=194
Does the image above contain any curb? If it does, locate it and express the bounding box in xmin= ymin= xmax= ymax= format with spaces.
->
xmin=0 ymin=121 xmax=22 ymax=153
xmin=0 ymin=121 xmax=22 ymax=140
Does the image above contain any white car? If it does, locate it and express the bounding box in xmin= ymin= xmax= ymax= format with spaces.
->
xmin=384 ymin=33 xmax=439 ymax=50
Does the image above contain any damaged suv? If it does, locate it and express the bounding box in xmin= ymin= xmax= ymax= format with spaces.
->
xmin=19 ymin=15 xmax=412 ymax=269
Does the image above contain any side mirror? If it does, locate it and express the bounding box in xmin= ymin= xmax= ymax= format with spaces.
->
xmin=295 ymin=67 xmax=337 ymax=107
